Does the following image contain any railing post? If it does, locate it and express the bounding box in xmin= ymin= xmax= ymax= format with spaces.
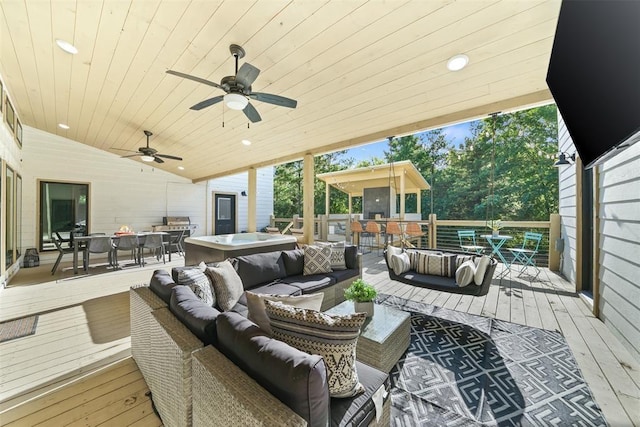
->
xmin=269 ymin=214 xmax=275 ymax=227
xmin=293 ymin=214 xmax=300 ymax=228
xmin=320 ymin=215 xmax=328 ymax=241
xmin=429 ymin=213 xmax=437 ymax=249
xmin=549 ymin=213 xmax=561 ymax=271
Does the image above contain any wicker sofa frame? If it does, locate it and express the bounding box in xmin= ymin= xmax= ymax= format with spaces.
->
xmin=130 ymin=251 xmax=391 ymax=427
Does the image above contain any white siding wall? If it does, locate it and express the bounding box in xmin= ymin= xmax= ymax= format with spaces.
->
xmin=205 ymin=168 xmax=274 ymax=234
xmin=558 ymin=113 xmax=640 ymax=362
xmin=20 ymin=126 xmax=207 ymax=265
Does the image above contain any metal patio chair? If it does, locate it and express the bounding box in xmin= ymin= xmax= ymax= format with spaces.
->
xmin=508 ymin=231 xmax=543 ymax=278
xmin=457 ymin=230 xmax=485 ymax=254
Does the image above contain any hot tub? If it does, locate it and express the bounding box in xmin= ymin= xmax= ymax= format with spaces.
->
xmin=184 ymin=232 xmax=297 ymax=264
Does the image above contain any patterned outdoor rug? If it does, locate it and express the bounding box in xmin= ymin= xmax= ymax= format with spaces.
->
xmin=378 ymin=294 xmax=607 ymax=426
xmin=0 ymin=315 xmax=39 ymax=343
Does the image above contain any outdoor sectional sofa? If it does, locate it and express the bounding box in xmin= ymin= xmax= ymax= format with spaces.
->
xmin=384 ymin=247 xmax=498 ymax=296
xmin=130 ymin=246 xmax=391 ymax=427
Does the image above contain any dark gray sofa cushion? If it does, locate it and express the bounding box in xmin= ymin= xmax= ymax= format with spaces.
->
xmin=281 ymin=274 xmax=335 ymax=294
xmin=216 ymin=312 xmax=330 ymax=427
xmin=327 ymin=268 xmax=359 ymax=284
xmin=331 ymin=360 xmax=390 ymax=427
xmin=281 ymin=249 xmax=305 ymax=276
xmin=231 ymin=251 xmax=288 ymax=290
xmin=169 ymin=285 xmax=220 ymax=345
xmin=149 ymin=269 xmax=177 ymax=304
xmin=344 ymin=245 xmax=358 ymax=270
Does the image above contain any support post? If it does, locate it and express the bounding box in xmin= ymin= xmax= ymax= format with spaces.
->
xmin=247 ymin=167 xmax=257 ymax=232
xmin=548 ymin=213 xmax=561 ymax=271
xmin=303 ymin=154 xmax=315 ymax=244
xmin=417 ymin=191 xmax=421 ymax=214
xmin=399 ymin=172 xmax=405 ymax=220
xmin=428 ymin=213 xmax=437 ymax=249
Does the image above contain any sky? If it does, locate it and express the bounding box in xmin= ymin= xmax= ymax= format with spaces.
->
xmin=344 ymin=120 xmax=476 ymax=163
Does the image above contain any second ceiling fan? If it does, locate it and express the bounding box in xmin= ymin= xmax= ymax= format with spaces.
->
xmin=166 ymin=44 xmax=297 ymax=123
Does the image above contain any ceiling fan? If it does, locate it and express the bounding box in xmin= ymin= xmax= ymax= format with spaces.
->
xmin=166 ymin=44 xmax=297 ymax=123
xmin=113 ymin=130 xmax=183 ymax=163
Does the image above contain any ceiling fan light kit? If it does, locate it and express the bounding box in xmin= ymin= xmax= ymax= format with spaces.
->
xmin=224 ymin=93 xmax=248 ymax=110
xmin=140 ymin=155 xmax=155 ymax=162
xmin=166 ymin=44 xmax=297 ymax=123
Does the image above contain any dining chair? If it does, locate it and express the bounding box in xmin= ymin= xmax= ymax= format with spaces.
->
xmin=457 ymin=230 xmax=485 ymax=254
xmin=165 ymin=230 xmax=186 ymax=258
xmin=113 ymin=234 xmax=140 ymax=268
xmin=51 ymin=233 xmax=75 ymax=275
xmin=508 ymin=231 xmax=543 ymax=278
xmin=84 ymin=236 xmax=115 ymax=271
xmin=141 ymin=233 xmax=166 ymax=266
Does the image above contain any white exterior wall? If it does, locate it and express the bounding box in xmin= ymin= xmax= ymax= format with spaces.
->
xmin=205 ymin=168 xmax=274 ymax=235
xmin=557 ymin=113 xmax=640 ymax=362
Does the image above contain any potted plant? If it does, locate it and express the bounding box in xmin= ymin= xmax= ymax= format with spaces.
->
xmin=344 ymin=279 xmax=378 ymax=317
xmin=486 ymin=219 xmax=503 ymax=237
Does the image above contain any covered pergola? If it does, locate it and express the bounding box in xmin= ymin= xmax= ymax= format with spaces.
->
xmin=317 ymin=160 xmax=430 ymax=220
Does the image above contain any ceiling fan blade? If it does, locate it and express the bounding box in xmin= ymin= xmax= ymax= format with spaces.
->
xmin=156 ymin=154 xmax=183 ymax=161
xmin=111 ymin=147 xmax=139 ymax=153
xmin=166 ymin=70 xmax=224 ymax=90
xmin=190 ymin=95 xmax=224 ymax=111
xmin=250 ymin=92 xmax=297 ymax=108
xmin=243 ymin=102 xmax=262 ymax=123
xmin=121 ymin=154 xmax=142 ymax=158
xmin=236 ymin=62 xmax=260 ymax=88
xmin=153 ymin=156 xmax=165 ymax=164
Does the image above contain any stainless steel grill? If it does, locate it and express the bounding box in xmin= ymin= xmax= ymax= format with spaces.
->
xmin=152 ymin=216 xmax=198 ymax=233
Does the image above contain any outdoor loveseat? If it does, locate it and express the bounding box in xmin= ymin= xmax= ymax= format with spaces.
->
xmin=130 ymin=246 xmax=391 ymax=427
xmin=384 ymin=246 xmax=498 ymax=296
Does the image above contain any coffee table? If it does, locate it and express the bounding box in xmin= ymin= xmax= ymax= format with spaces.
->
xmin=326 ymin=301 xmax=410 ymax=372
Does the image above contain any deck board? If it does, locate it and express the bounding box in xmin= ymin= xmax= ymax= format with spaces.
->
xmin=1 ymin=253 xmax=638 ymax=426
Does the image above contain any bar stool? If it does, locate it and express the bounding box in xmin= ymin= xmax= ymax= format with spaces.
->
xmin=365 ymin=221 xmax=382 ymax=255
xmin=385 ymin=221 xmax=402 ymax=247
xmin=405 ymin=222 xmax=424 ymax=247
xmin=350 ymin=221 xmax=364 ymax=251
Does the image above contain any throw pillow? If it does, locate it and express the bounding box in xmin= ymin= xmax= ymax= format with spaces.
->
xmin=455 ymin=260 xmax=477 ymax=287
xmin=474 ymin=255 xmax=492 ymax=285
xmin=206 ymin=260 xmax=244 ymax=311
xmin=264 ymin=300 xmax=366 ymax=398
xmin=245 ymin=291 xmax=324 ymax=334
xmin=414 ymin=252 xmax=457 ymax=277
xmin=456 ymin=254 xmax=474 ymax=269
xmin=303 ymin=245 xmax=332 ymax=275
xmin=177 ymin=266 xmax=215 ymax=306
xmin=317 ymin=241 xmax=347 ymax=270
xmin=385 ymin=245 xmax=403 ymax=266
xmin=391 ymin=252 xmax=411 ymax=275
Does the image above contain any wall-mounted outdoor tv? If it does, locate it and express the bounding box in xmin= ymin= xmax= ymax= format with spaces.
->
xmin=546 ymin=0 xmax=640 ymax=169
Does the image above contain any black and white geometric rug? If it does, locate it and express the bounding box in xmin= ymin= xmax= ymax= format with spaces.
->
xmin=378 ymin=294 xmax=607 ymax=426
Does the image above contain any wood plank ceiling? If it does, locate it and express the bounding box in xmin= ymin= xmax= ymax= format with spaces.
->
xmin=0 ymin=0 xmax=561 ymax=182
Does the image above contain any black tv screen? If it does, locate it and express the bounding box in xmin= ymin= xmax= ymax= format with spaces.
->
xmin=546 ymin=0 xmax=640 ymax=169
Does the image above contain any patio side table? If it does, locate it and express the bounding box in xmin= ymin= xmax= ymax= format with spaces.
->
xmin=326 ymin=301 xmax=410 ymax=373
xmin=482 ymin=234 xmax=513 ymax=276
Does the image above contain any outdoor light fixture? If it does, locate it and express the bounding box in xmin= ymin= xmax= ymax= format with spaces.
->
xmin=224 ymin=93 xmax=249 ymax=110
xmin=55 ymin=39 xmax=78 ymax=54
xmin=553 ymin=152 xmax=576 ymax=167
xmin=447 ymin=54 xmax=469 ymax=71
xmin=141 ymin=155 xmax=155 ymax=162
xmin=241 ymin=191 xmax=248 ymax=196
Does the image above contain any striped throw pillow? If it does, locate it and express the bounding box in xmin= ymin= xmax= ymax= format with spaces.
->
xmin=206 ymin=260 xmax=243 ymax=311
xmin=415 ymin=253 xmax=457 ymax=277
xmin=264 ymin=300 xmax=366 ymax=398
xmin=178 ymin=266 xmax=215 ymax=306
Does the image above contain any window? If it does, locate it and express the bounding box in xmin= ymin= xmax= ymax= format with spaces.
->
xmin=39 ymin=181 xmax=89 ymax=251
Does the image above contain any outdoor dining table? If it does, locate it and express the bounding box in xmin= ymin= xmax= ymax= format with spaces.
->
xmin=481 ymin=234 xmax=513 ymax=274
xmin=72 ymin=232 xmax=169 ymax=274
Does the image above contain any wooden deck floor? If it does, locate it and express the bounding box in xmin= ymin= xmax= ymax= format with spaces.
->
xmin=0 ymin=253 xmax=638 ymax=426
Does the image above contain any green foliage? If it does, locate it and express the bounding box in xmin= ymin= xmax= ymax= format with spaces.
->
xmin=273 ymin=105 xmax=559 ymax=222
xmin=344 ymin=279 xmax=377 ymax=302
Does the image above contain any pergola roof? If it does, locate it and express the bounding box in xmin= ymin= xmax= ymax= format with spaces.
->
xmin=317 ymin=160 xmax=430 ymax=197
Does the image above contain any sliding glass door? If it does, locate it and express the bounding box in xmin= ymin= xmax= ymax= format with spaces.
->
xmin=39 ymin=181 xmax=89 ymax=251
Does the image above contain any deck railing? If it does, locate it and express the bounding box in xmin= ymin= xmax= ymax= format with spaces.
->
xmin=269 ymin=214 xmax=561 ymax=270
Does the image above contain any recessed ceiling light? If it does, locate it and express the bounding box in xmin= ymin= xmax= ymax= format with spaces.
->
xmin=55 ymin=39 xmax=78 ymax=55
xmin=178 ymin=166 xmax=185 ymax=170
xmin=241 ymin=139 xmax=252 ymax=146
xmin=447 ymin=54 xmax=469 ymax=71
xmin=58 ymin=123 xmax=70 ymax=129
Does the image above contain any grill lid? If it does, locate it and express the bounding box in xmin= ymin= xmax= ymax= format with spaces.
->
xmin=163 ymin=216 xmax=190 ymax=225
